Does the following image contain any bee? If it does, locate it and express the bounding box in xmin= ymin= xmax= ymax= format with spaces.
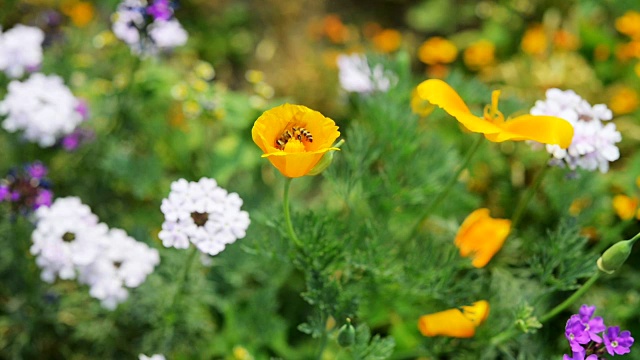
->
xmin=292 ymin=126 xmax=313 ymax=143
xmin=275 ymin=129 xmax=293 ymax=150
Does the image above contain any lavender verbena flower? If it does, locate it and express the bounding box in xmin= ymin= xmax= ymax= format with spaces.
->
xmin=112 ymin=0 xmax=187 ymax=56
xmin=566 ymin=315 xmax=590 ymax=350
xmin=563 ymin=349 xmax=598 ymax=360
xmin=147 ymin=0 xmax=173 ymax=20
xmin=158 ymin=178 xmax=250 ymax=256
xmin=530 ymin=89 xmax=621 ymax=173
xmin=0 ymin=73 xmax=84 ymax=147
xmin=0 ymin=24 xmax=44 ymax=78
xmin=1 ymin=162 xmax=53 ymax=215
xmin=577 ymin=305 xmax=606 ymax=343
xmin=337 ymin=53 xmax=396 ymax=94
xmin=604 ymin=326 xmax=634 ymax=356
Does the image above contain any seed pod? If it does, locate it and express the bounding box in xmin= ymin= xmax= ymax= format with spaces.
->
xmin=337 ymin=318 xmax=355 ymax=347
xmin=597 ymin=238 xmax=638 ymax=274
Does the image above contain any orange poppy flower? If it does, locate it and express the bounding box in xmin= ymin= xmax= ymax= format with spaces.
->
xmin=252 ymin=104 xmax=340 ymax=178
xmin=418 ymin=300 xmax=490 ymax=338
xmin=414 ymin=79 xmax=574 ymax=147
xmin=612 ymin=194 xmax=640 ymax=221
xmin=455 ymin=208 xmax=511 ymax=268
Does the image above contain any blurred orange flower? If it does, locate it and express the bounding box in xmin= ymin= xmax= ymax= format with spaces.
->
xmin=553 ymin=29 xmax=580 ymax=51
xmin=62 ymin=1 xmax=94 ymax=28
xmin=414 ymin=79 xmax=574 ymax=146
xmin=616 ymin=10 xmax=640 ymax=39
xmin=612 ymin=195 xmax=639 ymax=221
xmin=418 ymin=300 xmax=490 ymax=338
xmin=521 ymin=25 xmax=547 ymax=56
xmin=372 ymin=29 xmax=402 ymax=53
xmin=252 ymin=104 xmax=340 ymax=178
xmin=323 ymin=14 xmax=350 ymax=44
xmin=609 ymin=86 xmax=639 ymax=115
xmin=418 ymin=37 xmax=458 ymax=65
xmin=454 ymin=209 xmax=511 ymax=268
xmin=463 ymin=40 xmax=495 ymax=70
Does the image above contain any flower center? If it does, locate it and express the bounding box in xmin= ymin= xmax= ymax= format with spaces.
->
xmin=62 ymin=232 xmax=76 ymax=242
xmin=275 ymin=125 xmax=313 ymax=151
xmin=483 ymin=90 xmax=505 ymax=125
xmin=283 ymin=139 xmax=306 ymax=153
xmin=191 ymin=212 xmax=209 ymax=227
xmin=612 ymin=340 xmax=619 ymax=348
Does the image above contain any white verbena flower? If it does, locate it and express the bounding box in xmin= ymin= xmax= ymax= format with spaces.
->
xmin=139 ymin=355 xmax=166 ymax=360
xmin=159 ymin=178 xmax=250 ymax=256
xmin=148 ymin=20 xmax=188 ymax=49
xmin=0 ymin=73 xmax=84 ymax=147
xmin=0 ymin=25 xmax=44 ymax=78
xmin=31 ymin=197 xmax=109 ymax=283
xmin=336 ymin=53 xmax=396 ymax=94
xmin=530 ymin=88 xmax=621 ymax=173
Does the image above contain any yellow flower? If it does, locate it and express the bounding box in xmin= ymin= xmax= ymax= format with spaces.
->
xmin=62 ymin=1 xmax=95 ymax=28
xmin=616 ymin=10 xmax=640 ymax=39
xmin=609 ymin=86 xmax=639 ymax=115
xmin=454 ymin=209 xmax=511 ymax=268
xmin=612 ymin=194 xmax=639 ymax=221
xmin=414 ymin=79 xmax=574 ymax=147
xmin=521 ymin=25 xmax=547 ymax=56
xmin=418 ymin=300 xmax=490 ymax=338
xmin=252 ymin=104 xmax=340 ymax=178
xmin=463 ymin=40 xmax=495 ymax=70
xmin=418 ymin=37 xmax=458 ymax=65
xmin=372 ymin=29 xmax=402 ymax=53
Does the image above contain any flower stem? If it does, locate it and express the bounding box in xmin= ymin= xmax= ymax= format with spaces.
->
xmin=410 ymin=135 xmax=483 ymax=236
xmin=511 ymin=164 xmax=549 ymax=230
xmin=283 ymin=178 xmax=303 ymax=248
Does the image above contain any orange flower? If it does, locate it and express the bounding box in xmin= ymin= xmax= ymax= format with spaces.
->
xmin=609 ymin=86 xmax=639 ymax=115
xmin=463 ymin=40 xmax=496 ymax=70
xmin=62 ymin=1 xmax=95 ymax=28
xmin=454 ymin=209 xmax=511 ymax=268
xmin=521 ymin=25 xmax=547 ymax=56
xmin=418 ymin=37 xmax=458 ymax=65
xmin=612 ymin=195 xmax=639 ymax=221
xmin=252 ymin=104 xmax=340 ymax=178
xmin=418 ymin=300 xmax=490 ymax=338
xmin=414 ymin=79 xmax=574 ymax=147
xmin=616 ymin=10 xmax=640 ymax=39
xmin=323 ymin=14 xmax=350 ymax=44
xmin=372 ymin=29 xmax=402 ymax=53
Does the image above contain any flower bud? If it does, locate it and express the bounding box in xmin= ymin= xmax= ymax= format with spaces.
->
xmin=597 ymin=238 xmax=638 ymax=274
xmin=307 ymin=139 xmax=344 ymax=176
xmin=337 ymin=318 xmax=355 ymax=347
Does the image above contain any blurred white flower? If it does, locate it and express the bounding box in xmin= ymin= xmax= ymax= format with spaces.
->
xmin=31 ymin=197 xmax=108 ymax=283
xmin=139 ymin=355 xmax=166 ymax=360
xmin=159 ymin=178 xmax=250 ymax=256
xmin=148 ymin=20 xmax=188 ymax=49
xmin=0 ymin=25 xmax=44 ymax=78
xmin=337 ymin=53 xmax=395 ymax=93
xmin=530 ymin=88 xmax=621 ymax=173
xmin=0 ymin=73 xmax=84 ymax=147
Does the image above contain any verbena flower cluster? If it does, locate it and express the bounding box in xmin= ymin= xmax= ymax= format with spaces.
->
xmin=0 ymin=73 xmax=85 ymax=147
xmin=0 ymin=161 xmax=52 ymax=215
xmin=337 ymin=53 xmax=396 ymax=94
xmin=530 ymin=88 xmax=621 ymax=173
xmin=31 ymin=197 xmax=160 ymax=309
xmin=564 ymin=305 xmax=634 ymax=359
xmin=112 ymin=0 xmax=188 ymax=56
xmin=0 ymin=24 xmax=44 ymax=78
xmin=159 ymin=178 xmax=250 ymax=256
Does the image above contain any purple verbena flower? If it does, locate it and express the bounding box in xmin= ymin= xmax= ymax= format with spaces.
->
xmin=0 ymin=185 xmax=9 ymax=201
xmin=147 ymin=0 xmax=173 ymax=21
xmin=75 ymin=98 xmax=90 ymax=121
xmin=26 ymin=161 xmax=47 ymax=180
xmin=604 ymin=326 xmax=634 ymax=356
xmin=566 ymin=314 xmax=590 ymax=348
xmin=578 ymin=305 xmax=606 ymax=343
xmin=35 ymin=189 xmax=53 ymax=209
xmin=563 ymin=349 xmax=598 ymax=360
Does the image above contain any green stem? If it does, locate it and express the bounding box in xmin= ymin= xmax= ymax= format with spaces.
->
xmin=283 ymin=178 xmax=303 ymax=248
xmin=410 ymin=135 xmax=483 ymax=236
xmin=315 ymin=325 xmax=328 ymax=360
xmin=511 ymin=165 xmax=549 ymax=230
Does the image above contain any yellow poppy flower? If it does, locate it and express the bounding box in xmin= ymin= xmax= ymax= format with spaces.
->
xmin=612 ymin=194 xmax=639 ymax=221
xmin=414 ymin=79 xmax=574 ymax=148
xmin=454 ymin=208 xmax=511 ymax=268
xmin=418 ymin=300 xmax=490 ymax=338
xmin=252 ymin=104 xmax=340 ymax=178
xmin=418 ymin=37 xmax=458 ymax=66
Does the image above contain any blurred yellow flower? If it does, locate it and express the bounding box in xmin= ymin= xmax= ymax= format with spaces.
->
xmin=418 ymin=37 xmax=458 ymax=65
xmin=372 ymin=29 xmax=402 ymax=53
xmin=454 ymin=208 xmax=511 ymax=268
xmin=521 ymin=25 xmax=547 ymax=56
xmin=414 ymin=79 xmax=574 ymax=146
xmin=609 ymin=86 xmax=639 ymax=115
xmin=252 ymin=104 xmax=340 ymax=178
xmin=616 ymin=10 xmax=640 ymax=39
xmin=62 ymin=1 xmax=94 ymax=28
xmin=615 ymin=41 xmax=640 ymax=62
xmin=612 ymin=195 xmax=639 ymax=221
xmin=418 ymin=300 xmax=490 ymax=338
xmin=553 ymin=29 xmax=580 ymax=51
xmin=463 ymin=40 xmax=495 ymax=70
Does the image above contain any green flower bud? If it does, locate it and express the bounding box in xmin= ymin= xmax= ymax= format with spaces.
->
xmin=337 ymin=318 xmax=355 ymax=347
xmin=307 ymin=139 xmax=344 ymax=176
xmin=597 ymin=237 xmax=638 ymax=274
